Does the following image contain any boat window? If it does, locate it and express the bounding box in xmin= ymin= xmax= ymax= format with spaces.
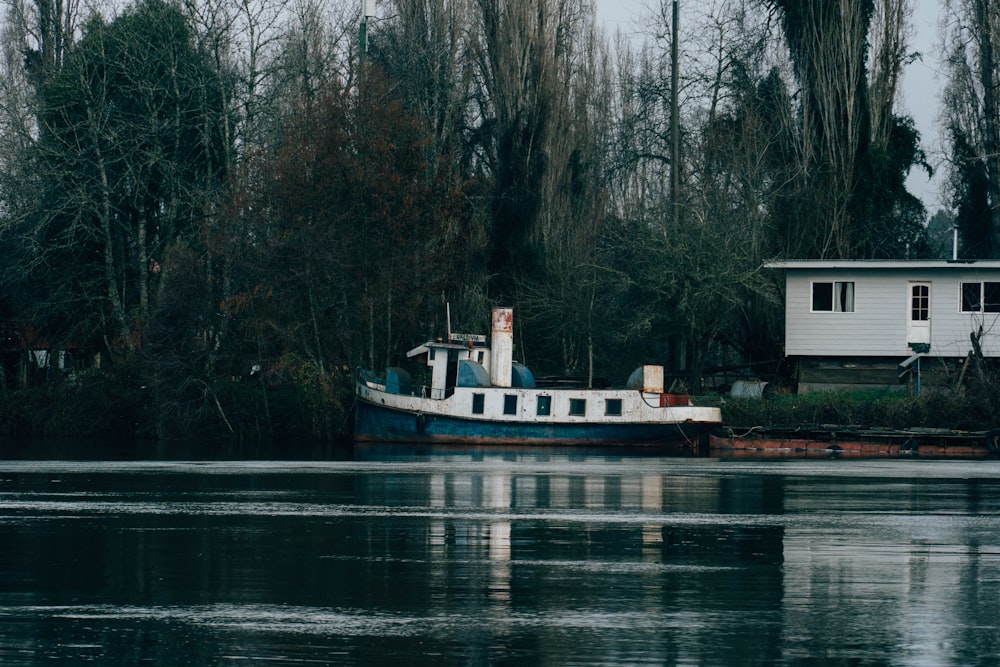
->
xmin=605 ymin=398 xmax=622 ymax=416
xmin=503 ymin=394 xmax=517 ymax=415
xmin=569 ymin=398 xmax=586 ymax=416
xmin=472 ymin=393 xmax=485 ymax=414
xmin=536 ymin=395 xmax=551 ymax=416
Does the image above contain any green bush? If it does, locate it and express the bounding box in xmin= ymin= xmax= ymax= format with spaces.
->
xmin=0 ymin=368 xmax=150 ymax=438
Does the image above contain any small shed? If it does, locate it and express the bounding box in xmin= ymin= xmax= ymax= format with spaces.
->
xmin=768 ymin=260 xmax=1000 ymax=392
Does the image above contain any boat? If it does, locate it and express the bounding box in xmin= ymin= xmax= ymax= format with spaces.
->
xmin=354 ymin=308 xmax=722 ymax=447
xmin=709 ymin=425 xmax=1000 ymax=459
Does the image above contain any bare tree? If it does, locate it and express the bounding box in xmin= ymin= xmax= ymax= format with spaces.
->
xmin=769 ymin=0 xmax=875 ymax=258
xmin=762 ymin=0 xmax=928 ymax=259
xmin=464 ymin=0 xmax=621 ymax=374
xmin=379 ymin=0 xmax=474 ymax=165
xmin=868 ymin=0 xmax=912 ymax=150
xmin=613 ymin=0 xmax=784 ymax=387
xmin=0 ymin=0 xmax=86 ymax=230
xmin=942 ymin=0 xmax=1000 ymax=257
xmin=10 ymin=0 xmax=81 ymax=79
xmin=0 ymin=0 xmax=232 ymax=364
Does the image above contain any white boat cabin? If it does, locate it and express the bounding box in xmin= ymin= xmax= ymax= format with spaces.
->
xmin=401 ymin=307 xmax=524 ymax=399
xmin=768 ymin=260 xmax=1000 ymax=391
xmin=392 ymin=307 xmax=668 ymax=401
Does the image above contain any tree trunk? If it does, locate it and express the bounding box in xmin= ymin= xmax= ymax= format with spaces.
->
xmin=86 ymin=102 xmax=132 ymax=354
xmin=976 ymin=0 xmax=1000 ymax=255
xmin=306 ymin=269 xmax=326 ymax=378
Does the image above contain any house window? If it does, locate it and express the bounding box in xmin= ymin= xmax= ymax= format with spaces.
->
xmin=503 ymin=394 xmax=517 ymax=415
xmin=961 ymin=282 xmax=1000 ymax=313
xmin=812 ymin=281 xmax=855 ymax=312
xmin=569 ymin=398 xmax=587 ymax=416
xmin=961 ymin=283 xmax=979 ymax=312
xmin=536 ymin=395 xmax=551 ymax=416
xmin=472 ymin=393 xmax=485 ymax=414
xmin=605 ymin=398 xmax=622 ymax=416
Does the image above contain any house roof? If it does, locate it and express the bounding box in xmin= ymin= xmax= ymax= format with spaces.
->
xmin=766 ymin=259 xmax=1000 ymax=270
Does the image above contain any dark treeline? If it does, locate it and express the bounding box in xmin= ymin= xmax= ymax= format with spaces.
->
xmin=0 ymin=0 xmax=995 ymax=442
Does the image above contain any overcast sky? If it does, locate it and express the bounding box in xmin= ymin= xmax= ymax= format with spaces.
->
xmin=593 ymin=1 xmax=945 ymax=213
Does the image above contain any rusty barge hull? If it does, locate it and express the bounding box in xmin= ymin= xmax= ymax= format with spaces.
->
xmin=710 ymin=427 xmax=999 ymax=459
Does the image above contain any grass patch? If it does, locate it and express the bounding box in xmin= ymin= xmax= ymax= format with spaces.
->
xmin=722 ymin=388 xmax=997 ymax=431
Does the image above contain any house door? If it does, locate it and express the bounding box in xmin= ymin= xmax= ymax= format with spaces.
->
xmin=907 ymin=282 xmax=931 ymax=350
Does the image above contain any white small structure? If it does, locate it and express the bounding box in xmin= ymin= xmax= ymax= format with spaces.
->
xmin=768 ymin=260 xmax=1000 ymax=391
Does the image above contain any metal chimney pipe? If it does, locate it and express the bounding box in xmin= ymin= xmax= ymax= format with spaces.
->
xmin=490 ymin=308 xmax=513 ymax=388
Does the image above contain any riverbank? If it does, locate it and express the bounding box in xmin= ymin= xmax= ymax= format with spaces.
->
xmin=721 ymin=387 xmax=1000 ymax=432
xmin=0 ymin=369 xmax=355 ymax=444
xmin=3 ymin=375 xmax=998 ymax=453
xmin=716 ymin=387 xmax=1000 ymax=459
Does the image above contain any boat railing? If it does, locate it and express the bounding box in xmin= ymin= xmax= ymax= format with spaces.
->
xmin=683 ymin=394 xmax=724 ymax=408
xmin=636 ymin=391 xmax=723 ymax=408
xmin=357 ymin=368 xmax=383 ymax=388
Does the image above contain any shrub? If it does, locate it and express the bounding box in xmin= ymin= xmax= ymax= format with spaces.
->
xmin=722 ymin=387 xmax=998 ymax=431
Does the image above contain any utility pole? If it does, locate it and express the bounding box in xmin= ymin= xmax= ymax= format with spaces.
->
xmin=671 ymin=0 xmax=680 ymax=227
xmin=359 ymin=0 xmax=375 ymax=64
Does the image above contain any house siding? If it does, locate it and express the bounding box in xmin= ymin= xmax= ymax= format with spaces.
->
xmin=783 ymin=266 xmax=1000 ymax=358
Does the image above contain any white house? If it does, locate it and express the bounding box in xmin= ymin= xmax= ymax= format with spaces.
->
xmin=768 ymin=260 xmax=1000 ymax=392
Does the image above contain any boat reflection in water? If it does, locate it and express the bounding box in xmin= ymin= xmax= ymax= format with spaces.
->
xmin=1 ymin=449 xmax=998 ymax=665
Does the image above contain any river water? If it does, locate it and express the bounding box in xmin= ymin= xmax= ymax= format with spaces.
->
xmin=1 ymin=442 xmax=998 ymax=666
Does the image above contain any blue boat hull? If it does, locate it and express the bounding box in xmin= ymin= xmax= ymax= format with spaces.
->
xmin=354 ymin=398 xmax=712 ymax=447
